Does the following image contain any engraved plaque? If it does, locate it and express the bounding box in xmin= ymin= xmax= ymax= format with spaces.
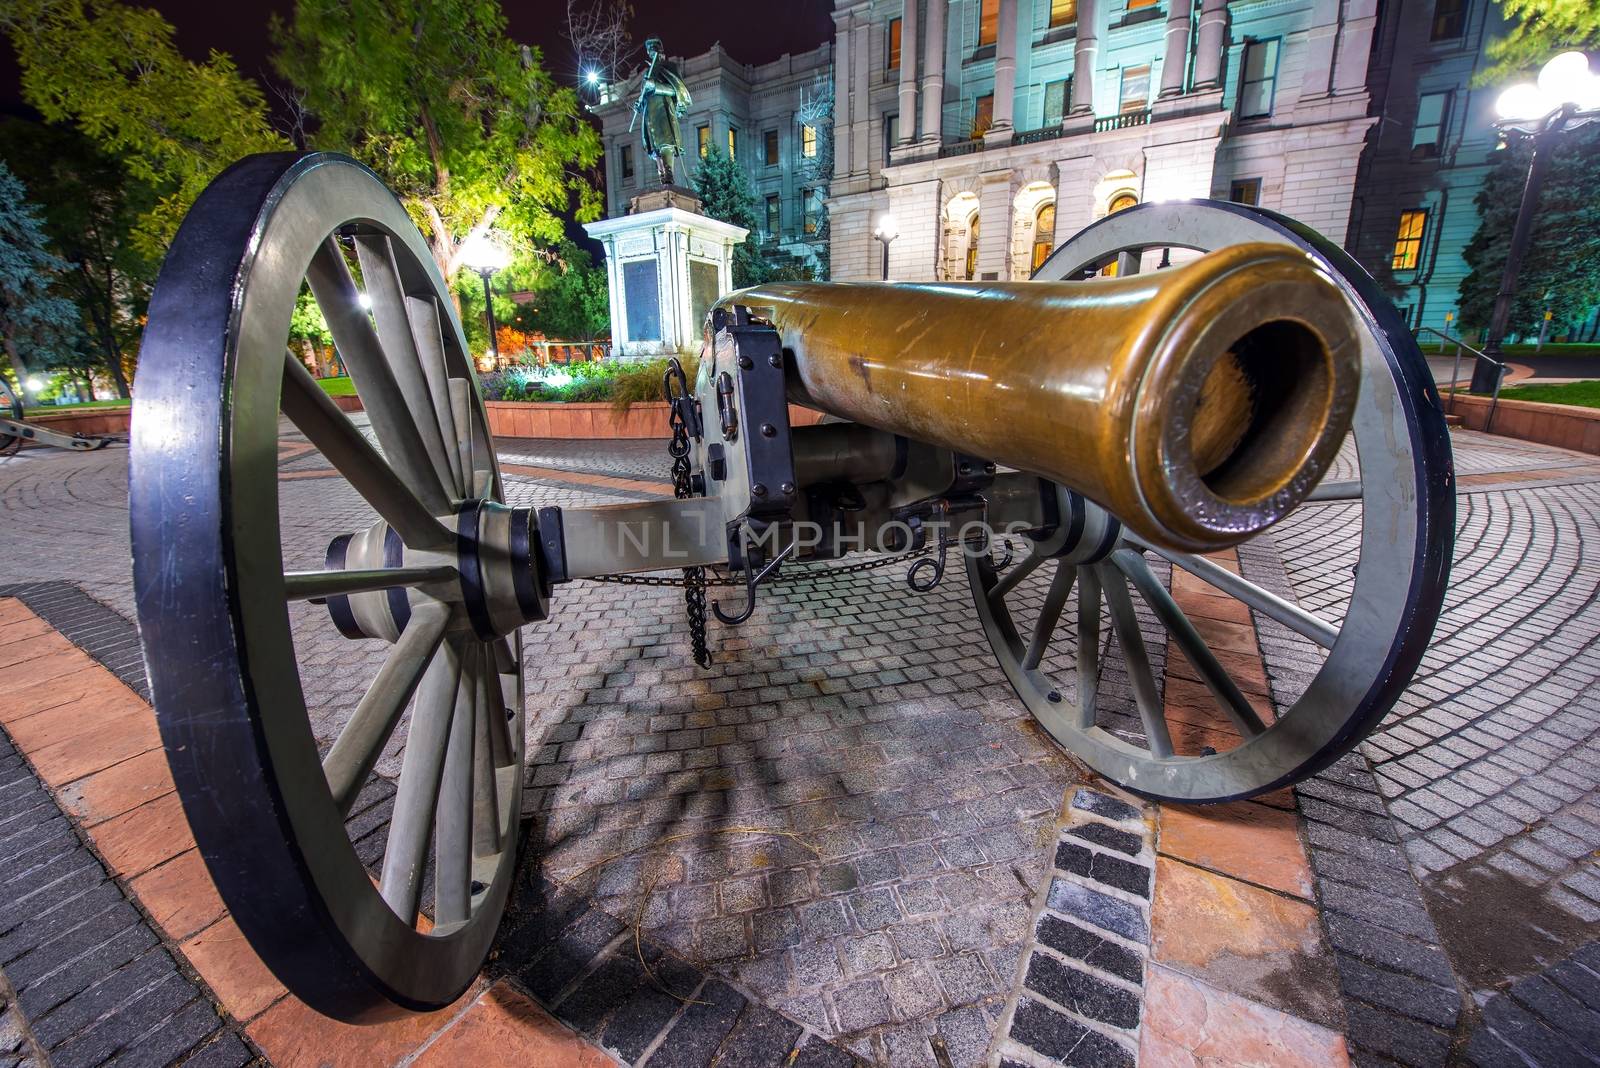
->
xmin=689 ymin=260 xmax=720 ymax=338
xmin=622 ymin=259 xmax=661 ymax=342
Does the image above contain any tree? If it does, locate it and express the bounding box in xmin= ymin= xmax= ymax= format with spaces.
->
xmin=514 ymin=242 xmax=610 ymax=342
xmin=1457 ymin=123 xmax=1600 ymax=338
xmin=0 ymin=118 xmax=155 ymax=397
xmin=289 ymin=289 xmax=339 ymax=377
xmin=692 ymin=146 xmax=767 ymax=288
xmin=0 ymin=0 xmax=290 ymax=256
xmin=0 ymin=162 xmax=82 ymax=402
xmin=272 ymin=0 xmax=605 ymax=283
xmin=1481 ymin=0 xmax=1600 ymax=84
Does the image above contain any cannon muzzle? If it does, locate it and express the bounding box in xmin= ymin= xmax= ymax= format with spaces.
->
xmin=721 ymin=242 xmax=1360 ymax=552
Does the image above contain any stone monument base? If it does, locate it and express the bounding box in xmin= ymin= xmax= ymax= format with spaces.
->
xmin=628 ymin=185 xmax=702 ymax=215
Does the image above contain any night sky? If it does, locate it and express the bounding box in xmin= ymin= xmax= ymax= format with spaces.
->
xmin=1 ymin=1 xmax=836 ymax=119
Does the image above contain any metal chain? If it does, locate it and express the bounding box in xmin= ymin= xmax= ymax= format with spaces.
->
xmin=584 ymin=540 xmax=940 ymax=589
xmin=664 ymin=361 xmax=712 ymax=668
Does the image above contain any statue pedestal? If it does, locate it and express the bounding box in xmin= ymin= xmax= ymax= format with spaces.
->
xmin=585 ymin=202 xmax=748 ymax=359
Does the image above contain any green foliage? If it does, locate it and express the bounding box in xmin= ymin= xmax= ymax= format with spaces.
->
xmin=478 ymin=355 xmax=694 ymax=410
xmin=272 ymin=0 xmax=604 ymax=281
xmin=512 ymin=241 xmax=610 ymax=342
xmin=1496 ymin=379 xmax=1600 ymax=407
xmin=0 ymin=161 xmax=82 ymax=401
xmin=606 ymin=355 xmax=696 ymax=411
xmin=1457 ymin=124 xmax=1600 ymax=338
xmin=0 ymin=118 xmax=154 ymax=397
xmin=691 ymin=146 xmax=766 ymax=288
xmin=316 ymin=375 xmax=357 ymax=397
xmin=1481 ymin=0 xmax=1600 ymax=84
xmin=0 ymin=0 xmax=289 ymax=255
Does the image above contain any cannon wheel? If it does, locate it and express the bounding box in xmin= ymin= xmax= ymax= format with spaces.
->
xmin=0 ymin=379 xmax=21 ymax=458
xmin=969 ymin=200 xmax=1455 ymax=803
xmin=131 ymin=153 xmax=524 ymax=1020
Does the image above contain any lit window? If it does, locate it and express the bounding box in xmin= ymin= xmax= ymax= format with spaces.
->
xmin=765 ymin=194 xmax=781 ymax=239
xmin=972 ymin=94 xmax=994 ymax=139
xmin=1238 ymin=39 xmax=1280 ymax=119
xmin=728 ymin=128 xmax=737 ymax=159
xmin=1050 ymin=0 xmax=1078 ymax=28
xmin=1412 ymin=92 xmax=1451 ymax=158
xmin=764 ymin=129 xmax=779 ymax=166
xmin=1120 ymin=65 xmax=1150 ymax=114
xmin=1431 ymin=0 xmax=1467 ymax=41
xmin=1109 ymin=192 xmax=1138 ymax=214
xmin=1031 ymin=202 xmax=1057 ymax=271
xmin=620 ymin=144 xmax=633 ymax=181
xmin=697 ymin=125 xmax=710 ymax=158
xmin=1044 ymin=78 xmax=1071 ymax=125
xmin=979 ymin=0 xmax=999 ymax=47
xmin=1127 ymin=0 xmax=1158 ymax=8
xmin=802 ymin=188 xmax=822 ymax=234
xmin=1392 ymin=210 xmax=1427 ymax=270
xmin=1229 ymin=178 xmax=1260 ymax=205
xmin=801 ymin=124 xmax=818 ymax=158
xmin=888 ymin=17 xmax=902 ymax=70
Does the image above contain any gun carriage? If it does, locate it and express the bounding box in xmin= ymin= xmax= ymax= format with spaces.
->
xmin=129 ymin=154 xmax=1453 ymax=1021
xmin=0 ymin=379 xmax=120 ymax=454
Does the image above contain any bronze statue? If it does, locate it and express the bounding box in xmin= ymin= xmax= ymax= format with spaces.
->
xmin=631 ymin=37 xmax=692 ymax=186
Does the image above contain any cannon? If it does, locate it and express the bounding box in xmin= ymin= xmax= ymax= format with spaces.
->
xmin=0 ymin=379 xmax=119 ymax=455
xmin=129 ymin=153 xmax=1453 ymax=1020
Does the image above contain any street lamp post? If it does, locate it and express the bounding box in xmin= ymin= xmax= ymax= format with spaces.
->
xmin=462 ymin=233 xmax=511 ymax=371
xmin=1473 ymin=52 xmax=1600 ymax=392
xmin=873 ymin=213 xmax=899 ymax=281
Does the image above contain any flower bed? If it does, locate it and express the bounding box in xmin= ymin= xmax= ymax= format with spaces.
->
xmin=484 ymin=401 xmax=825 ymax=439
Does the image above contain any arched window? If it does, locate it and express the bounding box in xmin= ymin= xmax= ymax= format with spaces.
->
xmin=1109 ymin=191 xmax=1138 ymax=214
xmin=966 ymin=213 xmax=980 ymax=280
xmin=1031 ymin=202 xmax=1057 ymax=271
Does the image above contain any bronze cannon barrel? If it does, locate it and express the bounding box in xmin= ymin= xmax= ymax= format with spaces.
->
xmin=718 ymin=242 xmax=1361 ymax=552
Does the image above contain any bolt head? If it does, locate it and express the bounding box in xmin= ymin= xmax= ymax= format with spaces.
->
xmin=768 ymin=353 xmax=782 ymax=368
xmin=760 ymin=422 xmax=777 ymax=437
xmin=780 ymin=481 xmax=795 ymax=495
xmin=738 ymin=355 xmax=754 ymax=370
xmin=751 ymin=483 xmax=767 ymax=497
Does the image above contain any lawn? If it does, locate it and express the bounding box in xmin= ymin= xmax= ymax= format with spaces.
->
xmin=316 ymin=375 xmax=357 ymax=397
xmin=1496 ymin=380 xmax=1600 ymax=409
xmin=29 ymin=398 xmax=132 ymax=410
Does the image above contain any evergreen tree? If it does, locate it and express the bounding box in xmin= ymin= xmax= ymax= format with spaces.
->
xmin=0 ymin=162 xmax=81 ymax=402
xmin=692 ymin=147 xmax=767 ymax=288
xmin=514 ymin=242 xmax=610 ymax=343
xmin=1457 ymin=123 xmax=1600 ymax=338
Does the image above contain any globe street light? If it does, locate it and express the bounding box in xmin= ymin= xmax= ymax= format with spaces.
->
xmin=462 ymin=232 xmax=511 ymax=370
xmin=1472 ymin=51 xmax=1600 ymax=391
xmin=873 ymin=213 xmax=899 ymax=282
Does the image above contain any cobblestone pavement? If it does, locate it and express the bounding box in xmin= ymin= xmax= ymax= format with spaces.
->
xmin=0 ymin=426 xmax=1597 ymax=1065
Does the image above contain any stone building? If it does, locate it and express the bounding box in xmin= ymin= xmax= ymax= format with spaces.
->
xmin=591 ymin=44 xmax=835 ymax=278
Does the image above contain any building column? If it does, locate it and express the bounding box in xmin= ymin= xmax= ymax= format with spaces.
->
xmin=1158 ymin=0 xmax=1192 ymax=98
xmin=920 ymin=0 xmax=947 ymax=143
xmin=1331 ymin=0 xmax=1379 ymax=96
xmin=897 ymin=0 xmax=919 ymax=144
xmin=833 ymin=13 xmax=852 ymax=175
xmin=1070 ymin=0 xmax=1098 ymax=115
xmin=992 ymin=0 xmax=1019 ymax=131
xmin=977 ymin=171 xmax=1013 ymax=279
xmin=852 ymin=20 xmax=871 ymax=175
xmin=1299 ymin=0 xmax=1340 ymax=98
xmin=1192 ymin=0 xmax=1228 ymax=91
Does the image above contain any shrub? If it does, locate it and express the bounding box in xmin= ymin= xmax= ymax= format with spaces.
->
xmin=478 ymin=357 xmax=701 ymax=410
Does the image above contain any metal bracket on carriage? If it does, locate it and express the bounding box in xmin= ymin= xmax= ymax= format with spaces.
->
xmin=711 ymin=518 xmax=797 ymax=626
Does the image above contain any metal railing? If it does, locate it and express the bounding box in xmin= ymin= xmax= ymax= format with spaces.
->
xmin=1417 ymin=326 xmax=1507 ymax=433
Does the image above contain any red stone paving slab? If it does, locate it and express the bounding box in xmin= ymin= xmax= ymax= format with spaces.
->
xmin=26 ymin=706 xmax=163 ymax=785
xmin=182 ymin=917 xmax=290 ymax=1022
xmin=130 ymin=848 xmax=228 ymax=941
xmin=90 ymin=790 xmax=193 ymax=879
xmin=0 ymin=662 xmax=113 ymax=724
xmin=246 ymin=983 xmax=485 ymax=1067
xmin=1158 ymin=801 xmax=1314 ymax=899
xmin=55 ymin=748 xmax=176 ymax=827
xmin=411 ymin=981 xmax=616 ymax=1067
xmin=1141 ymin=962 xmax=1350 ymax=1067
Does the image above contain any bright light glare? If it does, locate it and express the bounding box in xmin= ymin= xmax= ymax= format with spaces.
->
xmin=873 ymin=213 xmax=899 ymax=242
xmin=25 ymin=376 xmax=44 ymax=391
xmin=1496 ymin=82 xmax=1550 ymax=121
xmin=584 ymin=69 xmax=600 ymax=85
xmin=356 ymin=292 xmax=373 ymax=310
xmin=1537 ymin=51 xmax=1593 ymax=106
xmin=462 ymin=232 xmax=511 ymax=272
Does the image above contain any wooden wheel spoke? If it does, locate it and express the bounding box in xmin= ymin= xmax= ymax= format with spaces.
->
xmin=379 ymin=637 xmax=463 ymax=924
xmin=1024 ymin=562 xmax=1076 ymax=671
xmin=1099 ymin=564 xmax=1175 ymax=759
xmin=306 ymin=239 xmax=452 ymax=515
xmin=284 ymin=565 xmax=457 ymax=602
xmin=434 ymin=645 xmax=477 ymax=927
xmin=1075 ymin=565 xmax=1101 ymax=730
xmin=324 ymin=603 xmax=452 ymax=816
xmin=987 ymin=550 xmax=1045 ymax=606
xmin=1306 ymin=479 xmax=1362 ymax=502
xmin=405 ymin=295 xmax=466 ymax=496
xmin=352 ymin=236 xmax=461 ymax=497
xmin=1135 ymin=537 xmax=1340 ymax=649
xmin=448 ymin=378 xmax=477 ymax=498
xmin=472 ymin=647 xmax=504 ymax=858
xmin=280 ymin=355 xmax=452 ymax=549
xmin=1112 ymin=549 xmax=1267 ymax=739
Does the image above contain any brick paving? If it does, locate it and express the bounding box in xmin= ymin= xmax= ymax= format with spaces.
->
xmin=0 ymin=425 xmax=1597 ymax=1066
